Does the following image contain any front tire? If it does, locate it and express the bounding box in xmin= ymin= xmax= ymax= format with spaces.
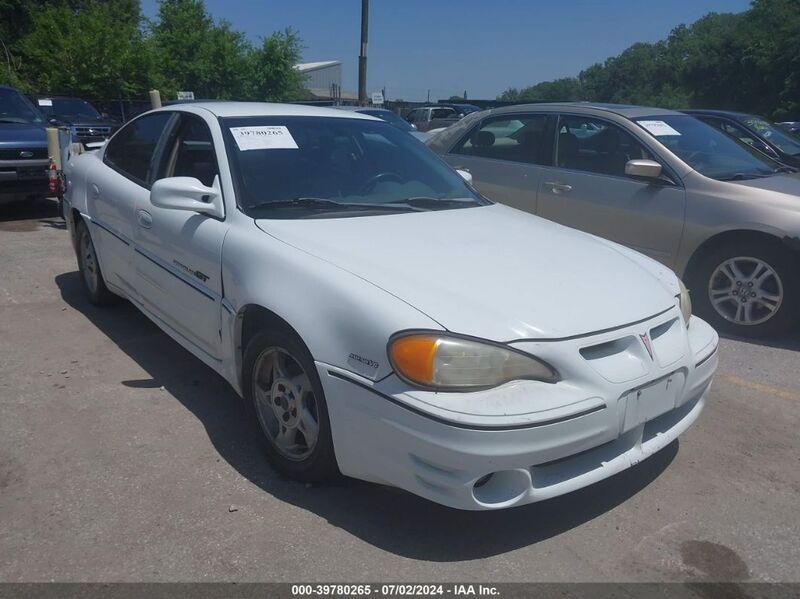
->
xmin=243 ymin=329 xmax=340 ymax=482
xmin=75 ymin=220 xmax=117 ymax=306
xmin=691 ymin=239 xmax=798 ymax=337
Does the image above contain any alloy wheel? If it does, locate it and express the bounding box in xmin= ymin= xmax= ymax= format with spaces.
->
xmin=251 ymin=347 xmax=320 ymax=461
xmin=80 ymin=230 xmax=99 ymax=294
xmin=708 ymin=256 xmax=783 ymax=326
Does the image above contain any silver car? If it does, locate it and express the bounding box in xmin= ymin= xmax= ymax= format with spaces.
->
xmin=429 ymin=103 xmax=800 ymax=337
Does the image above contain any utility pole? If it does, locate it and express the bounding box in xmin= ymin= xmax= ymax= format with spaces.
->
xmin=358 ymin=0 xmax=369 ymax=106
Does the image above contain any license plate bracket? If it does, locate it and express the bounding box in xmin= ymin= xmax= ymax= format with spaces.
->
xmin=621 ymin=371 xmax=685 ymax=432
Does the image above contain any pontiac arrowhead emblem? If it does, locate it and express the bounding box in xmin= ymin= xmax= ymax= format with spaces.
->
xmin=640 ymin=333 xmax=654 ymax=361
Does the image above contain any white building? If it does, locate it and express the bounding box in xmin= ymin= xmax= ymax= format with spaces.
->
xmin=294 ymin=61 xmax=357 ymax=101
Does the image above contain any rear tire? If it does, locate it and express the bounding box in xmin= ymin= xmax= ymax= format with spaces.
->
xmin=243 ymin=329 xmax=340 ymax=483
xmin=690 ymin=239 xmax=798 ymax=337
xmin=75 ymin=220 xmax=117 ymax=306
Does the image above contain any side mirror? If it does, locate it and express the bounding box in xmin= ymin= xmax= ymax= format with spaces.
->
xmin=456 ymin=169 xmax=473 ymax=184
xmin=150 ymin=176 xmax=224 ymax=219
xmin=625 ymin=159 xmax=662 ymax=180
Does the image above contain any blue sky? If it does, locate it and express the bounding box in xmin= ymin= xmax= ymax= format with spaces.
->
xmin=140 ymin=0 xmax=752 ymax=101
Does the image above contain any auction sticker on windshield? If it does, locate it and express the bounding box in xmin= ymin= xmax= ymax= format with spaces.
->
xmin=230 ymin=126 xmax=299 ymax=151
xmin=638 ymin=120 xmax=681 ymax=136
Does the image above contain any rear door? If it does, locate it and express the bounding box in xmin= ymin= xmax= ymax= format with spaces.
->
xmin=89 ymin=111 xmax=173 ymax=295
xmin=443 ymin=113 xmax=554 ymax=213
xmin=132 ymin=112 xmax=228 ymax=360
xmin=536 ymin=114 xmax=685 ymax=265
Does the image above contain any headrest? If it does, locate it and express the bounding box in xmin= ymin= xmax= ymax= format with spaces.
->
xmin=472 ymin=130 xmax=495 ymax=149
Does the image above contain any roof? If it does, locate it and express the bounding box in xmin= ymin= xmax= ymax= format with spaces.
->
xmin=294 ymin=61 xmax=341 ymax=72
xmin=493 ymin=102 xmax=684 ymax=119
xmin=159 ymin=101 xmax=377 ymax=120
xmin=682 ymin=108 xmax=756 ymax=119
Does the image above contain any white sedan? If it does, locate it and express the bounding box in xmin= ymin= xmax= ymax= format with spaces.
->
xmin=62 ymin=102 xmax=718 ymax=510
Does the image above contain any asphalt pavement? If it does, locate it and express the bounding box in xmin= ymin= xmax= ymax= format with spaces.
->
xmin=1 ymin=200 xmax=798 ymax=582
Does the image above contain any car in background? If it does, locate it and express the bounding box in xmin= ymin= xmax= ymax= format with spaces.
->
xmin=335 ymin=106 xmax=432 ymax=141
xmin=404 ymin=105 xmax=463 ymax=132
xmin=0 ymin=85 xmax=49 ymax=206
xmin=62 ymin=101 xmax=716 ymax=510
xmin=439 ymin=102 xmax=482 ymax=116
xmin=32 ymin=95 xmax=120 ymax=150
xmin=778 ymin=121 xmax=800 ymax=136
xmin=429 ymin=102 xmax=800 ymax=337
xmin=683 ymin=109 xmax=800 ymax=169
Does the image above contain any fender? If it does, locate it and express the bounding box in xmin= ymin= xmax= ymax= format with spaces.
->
xmin=219 ymin=221 xmax=442 ymax=393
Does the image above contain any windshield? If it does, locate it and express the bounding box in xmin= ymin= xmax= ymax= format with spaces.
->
xmin=221 ymin=116 xmax=486 ymax=219
xmin=37 ymin=97 xmax=101 ymax=120
xmin=0 ymin=88 xmax=43 ymax=124
xmin=634 ymin=115 xmax=784 ymax=180
xmin=743 ymin=117 xmax=800 ymax=157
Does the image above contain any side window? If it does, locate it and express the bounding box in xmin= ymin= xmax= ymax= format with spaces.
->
xmin=705 ymin=117 xmax=759 ymax=147
xmin=453 ymin=114 xmax=552 ymax=166
xmin=104 ymin=112 xmax=172 ymax=186
xmin=158 ymin=114 xmax=219 ymax=187
xmin=556 ymin=115 xmax=653 ymax=177
xmin=431 ymin=108 xmax=455 ymax=119
xmin=405 ymin=109 xmax=419 ymax=123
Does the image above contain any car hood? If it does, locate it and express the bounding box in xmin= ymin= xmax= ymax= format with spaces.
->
xmin=732 ymin=172 xmax=800 ymax=195
xmin=0 ymin=122 xmax=47 ymax=145
xmin=256 ymin=204 xmax=676 ymax=340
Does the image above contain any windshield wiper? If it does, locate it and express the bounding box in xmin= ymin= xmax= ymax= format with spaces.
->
xmin=248 ymin=197 xmax=422 ymax=212
xmin=0 ymin=117 xmax=31 ymax=124
xmin=382 ymin=196 xmax=479 ymax=209
xmin=718 ymin=173 xmax=770 ymax=181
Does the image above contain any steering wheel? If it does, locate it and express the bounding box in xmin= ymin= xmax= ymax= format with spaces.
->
xmin=359 ymin=172 xmax=404 ymax=195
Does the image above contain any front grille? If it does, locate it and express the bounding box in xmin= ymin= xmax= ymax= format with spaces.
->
xmin=74 ymin=126 xmax=111 ymax=139
xmin=0 ymin=147 xmax=48 ymax=160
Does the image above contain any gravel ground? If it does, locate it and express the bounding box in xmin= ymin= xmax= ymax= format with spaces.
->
xmin=1 ymin=199 xmax=798 ymax=583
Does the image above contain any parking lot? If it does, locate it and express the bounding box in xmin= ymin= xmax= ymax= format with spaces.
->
xmin=1 ymin=199 xmax=799 ymax=583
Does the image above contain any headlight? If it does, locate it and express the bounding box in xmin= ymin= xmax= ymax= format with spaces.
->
xmin=677 ymin=279 xmax=692 ymax=327
xmin=388 ymin=332 xmax=559 ymax=391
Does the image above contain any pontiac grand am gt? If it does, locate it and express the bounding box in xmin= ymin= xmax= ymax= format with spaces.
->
xmin=62 ymin=102 xmax=718 ymax=510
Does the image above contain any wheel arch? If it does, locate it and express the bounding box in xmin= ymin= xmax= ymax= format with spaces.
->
xmin=233 ymin=303 xmax=311 ymax=392
xmin=682 ymin=229 xmax=796 ymax=284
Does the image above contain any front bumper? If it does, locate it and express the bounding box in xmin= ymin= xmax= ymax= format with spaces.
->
xmin=320 ymin=313 xmax=718 ymax=510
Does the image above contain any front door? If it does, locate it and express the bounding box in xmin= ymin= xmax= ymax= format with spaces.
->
xmin=132 ymin=113 xmax=228 ymax=360
xmin=537 ymin=114 xmax=685 ymax=266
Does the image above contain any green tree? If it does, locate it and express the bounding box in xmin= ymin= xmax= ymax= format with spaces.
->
xmin=499 ymin=77 xmax=585 ymax=102
xmin=11 ymin=1 xmax=154 ymax=97
xmin=247 ymin=28 xmax=306 ymax=101
xmin=499 ymin=0 xmax=800 ymax=120
xmin=149 ymin=0 xmax=252 ymax=99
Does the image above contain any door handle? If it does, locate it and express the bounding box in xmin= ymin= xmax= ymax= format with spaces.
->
xmin=137 ymin=209 xmax=153 ymax=229
xmin=90 ymin=183 xmax=100 ymax=199
xmin=544 ymin=181 xmax=573 ymax=194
